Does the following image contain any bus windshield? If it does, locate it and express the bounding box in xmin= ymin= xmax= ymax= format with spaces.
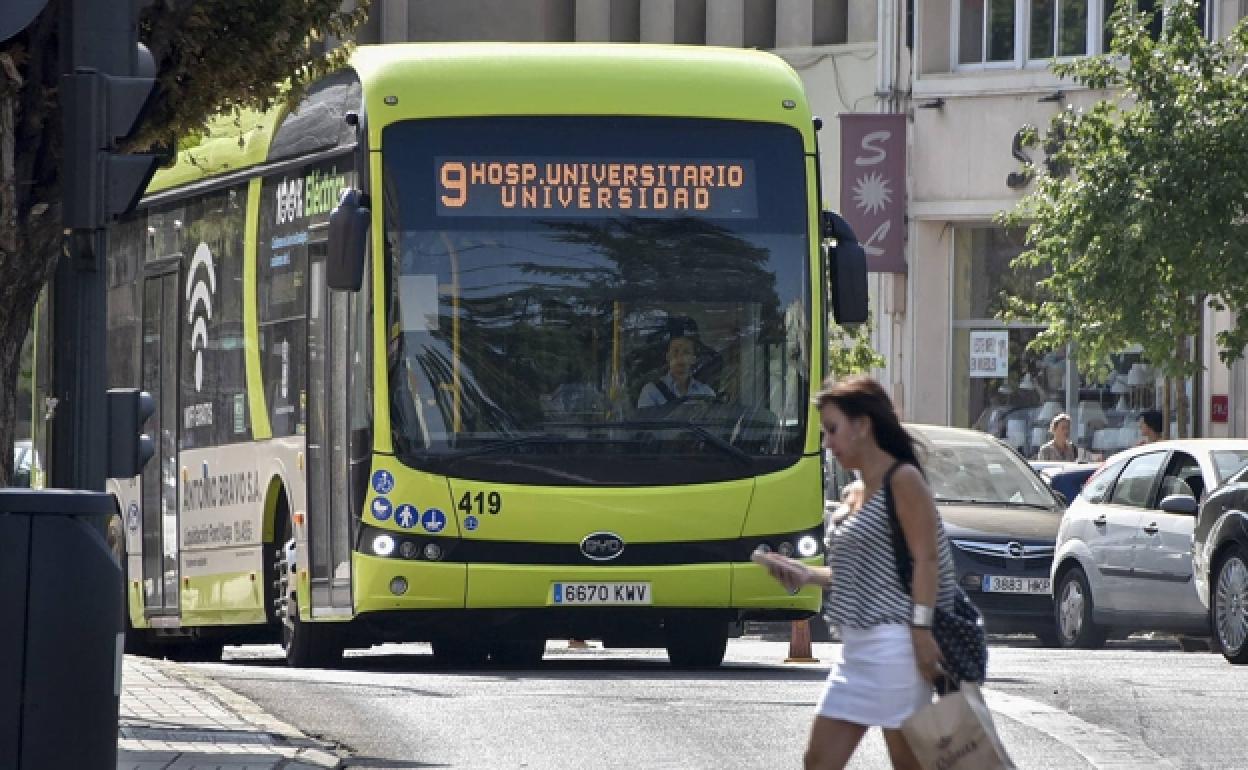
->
xmin=382 ymin=116 xmax=810 ymax=485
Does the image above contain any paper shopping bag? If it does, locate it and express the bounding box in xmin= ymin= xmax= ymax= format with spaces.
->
xmin=901 ymin=682 xmax=1016 ymax=770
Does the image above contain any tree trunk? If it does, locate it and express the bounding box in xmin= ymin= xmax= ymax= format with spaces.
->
xmin=0 ymin=14 xmax=67 ymax=487
xmin=1162 ymin=377 xmax=1172 ymax=441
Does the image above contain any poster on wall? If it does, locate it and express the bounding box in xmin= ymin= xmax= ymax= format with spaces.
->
xmin=969 ymin=330 xmax=1009 ymax=378
xmin=839 ymin=113 xmax=906 ymax=273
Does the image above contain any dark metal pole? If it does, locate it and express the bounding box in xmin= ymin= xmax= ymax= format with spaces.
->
xmin=47 ymin=233 xmax=108 ymax=493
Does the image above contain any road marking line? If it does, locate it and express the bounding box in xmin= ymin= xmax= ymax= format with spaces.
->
xmin=983 ymin=689 xmax=1178 ymax=770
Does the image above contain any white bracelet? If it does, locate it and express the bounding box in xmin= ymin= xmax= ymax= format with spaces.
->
xmin=911 ymin=603 xmax=934 ymax=628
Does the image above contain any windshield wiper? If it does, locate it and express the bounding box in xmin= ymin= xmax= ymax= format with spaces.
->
xmin=587 ymin=420 xmax=753 ymax=466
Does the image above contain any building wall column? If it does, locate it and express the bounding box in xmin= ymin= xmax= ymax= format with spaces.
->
xmin=641 ymin=0 xmax=676 ymax=42
xmin=379 ymin=0 xmax=409 ymax=42
xmin=575 ymin=0 xmax=612 ymax=40
xmin=706 ymin=0 xmax=744 ymax=47
xmin=906 ymin=219 xmax=952 ymax=425
xmin=775 ymin=0 xmax=813 ymax=48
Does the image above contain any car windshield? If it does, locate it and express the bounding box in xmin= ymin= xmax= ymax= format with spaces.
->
xmin=1212 ymin=450 xmax=1248 ymax=483
xmin=381 ymin=116 xmax=810 ymax=485
xmin=917 ymin=429 xmax=1057 ymax=508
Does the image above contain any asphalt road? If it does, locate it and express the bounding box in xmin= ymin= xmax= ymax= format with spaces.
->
xmin=190 ymin=636 xmax=1245 ymax=769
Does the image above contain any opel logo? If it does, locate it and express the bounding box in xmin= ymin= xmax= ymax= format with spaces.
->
xmin=1006 ymin=541 xmax=1025 ymax=558
xmin=580 ymin=532 xmax=625 ymax=561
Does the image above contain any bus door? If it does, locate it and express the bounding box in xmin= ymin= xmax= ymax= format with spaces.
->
xmin=140 ymin=265 xmax=181 ymax=618
xmin=305 ymin=238 xmax=353 ymax=615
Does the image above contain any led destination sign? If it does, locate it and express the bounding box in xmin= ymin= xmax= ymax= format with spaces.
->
xmin=435 ymin=157 xmax=757 ymax=218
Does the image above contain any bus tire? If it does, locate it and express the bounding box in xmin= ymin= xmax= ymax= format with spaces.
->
xmin=275 ymin=524 xmax=343 ymax=668
xmin=110 ymin=511 xmax=157 ymax=658
xmin=665 ymin=618 xmax=728 ymax=668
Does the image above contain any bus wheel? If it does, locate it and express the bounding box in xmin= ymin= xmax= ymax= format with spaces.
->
xmin=112 ymin=512 xmax=157 ymax=657
xmin=275 ymin=537 xmax=343 ymax=668
xmin=488 ymin=638 xmax=546 ymax=667
xmin=665 ymin=619 xmax=728 ymax=668
xmin=431 ymin=636 xmax=490 ymax=667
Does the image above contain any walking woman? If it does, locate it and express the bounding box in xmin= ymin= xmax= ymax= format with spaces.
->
xmin=757 ymin=376 xmax=959 ymax=769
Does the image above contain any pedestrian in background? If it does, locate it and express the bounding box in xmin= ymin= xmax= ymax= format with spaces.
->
xmin=1035 ymin=413 xmax=1077 ymax=462
xmin=756 ymin=375 xmax=958 ymax=770
xmin=1138 ymin=409 xmax=1164 ymax=444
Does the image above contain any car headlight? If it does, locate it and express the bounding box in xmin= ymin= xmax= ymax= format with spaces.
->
xmin=372 ymin=534 xmax=395 ymax=557
xmin=797 ymin=535 xmax=820 ymax=558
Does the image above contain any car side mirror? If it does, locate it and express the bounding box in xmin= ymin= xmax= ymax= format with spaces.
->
xmin=822 ymin=210 xmax=868 ymax=326
xmin=1159 ymin=494 xmax=1199 ymax=516
xmin=327 ymin=188 xmax=371 ymax=291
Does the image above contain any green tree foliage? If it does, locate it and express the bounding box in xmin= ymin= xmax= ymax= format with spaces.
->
xmin=0 ymin=1 xmax=369 ymax=483
xmin=827 ymin=317 xmax=884 ymax=380
xmin=1000 ymin=0 xmax=1248 ymax=392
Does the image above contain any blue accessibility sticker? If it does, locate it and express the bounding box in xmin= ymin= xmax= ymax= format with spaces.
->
xmin=394 ymin=504 xmax=419 ymax=529
xmin=371 ymin=469 xmax=395 ymax=495
xmin=421 ymin=508 xmax=447 ymax=533
xmin=370 ymin=496 xmax=393 ymax=521
xmin=464 ymin=515 xmax=479 ymax=531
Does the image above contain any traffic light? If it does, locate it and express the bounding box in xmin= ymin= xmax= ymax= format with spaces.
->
xmin=106 ymin=388 xmax=156 ymax=479
xmin=61 ymin=1 xmax=163 ymax=230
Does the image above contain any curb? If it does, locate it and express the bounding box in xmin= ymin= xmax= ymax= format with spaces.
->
xmin=139 ymin=657 xmax=346 ymax=768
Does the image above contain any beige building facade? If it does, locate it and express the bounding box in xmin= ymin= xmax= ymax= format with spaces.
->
xmin=906 ymin=0 xmax=1248 ymax=457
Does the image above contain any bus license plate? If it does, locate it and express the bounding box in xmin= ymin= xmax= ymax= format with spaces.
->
xmin=982 ymin=575 xmax=1050 ymax=594
xmin=552 ymin=582 xmax=651 ymax=605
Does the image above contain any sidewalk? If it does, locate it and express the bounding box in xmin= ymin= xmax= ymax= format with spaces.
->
xmin=118 ymin=656 xmax=344 ymax=770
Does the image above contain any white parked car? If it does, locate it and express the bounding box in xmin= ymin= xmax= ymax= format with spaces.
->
xmin=1051 ymin=439 xmax=1248 ymax=648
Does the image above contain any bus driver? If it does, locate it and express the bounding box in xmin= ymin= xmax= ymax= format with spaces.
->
xmin=637 ymin=335 xmax=715 ymax=408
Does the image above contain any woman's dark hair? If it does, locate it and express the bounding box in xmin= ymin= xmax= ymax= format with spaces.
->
xmin=814 ymin=375 xmax=924 ymax=471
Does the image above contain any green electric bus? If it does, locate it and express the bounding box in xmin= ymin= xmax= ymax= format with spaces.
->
xmin=99 ymin=43 xmax=868 ymax=667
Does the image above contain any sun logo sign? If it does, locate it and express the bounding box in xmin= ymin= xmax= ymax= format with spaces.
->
xmin=852 ymin=171 xmax=892 ymax=216
xmin=186 ymin=242 xmax=217 ymax=393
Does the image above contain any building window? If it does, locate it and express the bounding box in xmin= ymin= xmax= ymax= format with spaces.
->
xmin=955 ymin=0 xmax=1211 ymax=71
xmin=958 ymin=0 xmax=1017 ymax=65
xmin=1030 ymin=0 xmax=1090 ymax=58
xmin=950 ymin=225 xmax=1168 ymax=459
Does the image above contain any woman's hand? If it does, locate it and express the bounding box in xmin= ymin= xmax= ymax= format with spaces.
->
xmin=910 ymin=627 xmax=945 ymax=684
xmin=753 ymin=551 xmax=811 ymax=594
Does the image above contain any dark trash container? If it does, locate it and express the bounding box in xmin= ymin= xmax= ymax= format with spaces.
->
xmin=0 ymin=489 xmax=120 ymax=770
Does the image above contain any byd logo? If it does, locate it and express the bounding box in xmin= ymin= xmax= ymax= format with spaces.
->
xmin=580 ymin=532 xmax=625 ymax=561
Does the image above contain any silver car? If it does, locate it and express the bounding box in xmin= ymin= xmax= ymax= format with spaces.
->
xmin=1051 ymin=439 xmax=1248 ymax=648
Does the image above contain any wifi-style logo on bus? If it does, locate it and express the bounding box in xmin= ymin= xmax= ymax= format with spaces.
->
xmin=186 ymin=242 xmax=217 ymax=393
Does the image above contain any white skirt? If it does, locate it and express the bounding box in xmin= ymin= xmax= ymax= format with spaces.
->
xmin=815 ymin=623 xmax=932 ymax=729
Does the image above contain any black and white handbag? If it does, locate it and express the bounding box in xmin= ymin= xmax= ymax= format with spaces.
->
xmin=882 ymin=462 xmax=988 ymax=684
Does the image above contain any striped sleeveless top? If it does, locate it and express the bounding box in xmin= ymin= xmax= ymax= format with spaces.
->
xmin=823 ymin=485 xmax=959 ymax=631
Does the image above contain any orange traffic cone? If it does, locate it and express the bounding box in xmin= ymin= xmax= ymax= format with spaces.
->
xmin=785 ymin=618 xmax=819 ymax=663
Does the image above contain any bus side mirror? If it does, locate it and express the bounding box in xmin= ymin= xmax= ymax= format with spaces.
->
xmin=823 ymin=210 xmax=868 ymax=325
xmin=328 ymin=188 xmax=371 ymax=291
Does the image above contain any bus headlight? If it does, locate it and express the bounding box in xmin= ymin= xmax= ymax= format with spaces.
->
xmin=777 ymin=541 xmax=794 ymax=557
xmin=797 ymin=536 xmax=820 ymax=558
xmin=399 ymin=540 xmax=419 ymax=559
xmin=372 ymin=534 xmax=395 ymax=557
